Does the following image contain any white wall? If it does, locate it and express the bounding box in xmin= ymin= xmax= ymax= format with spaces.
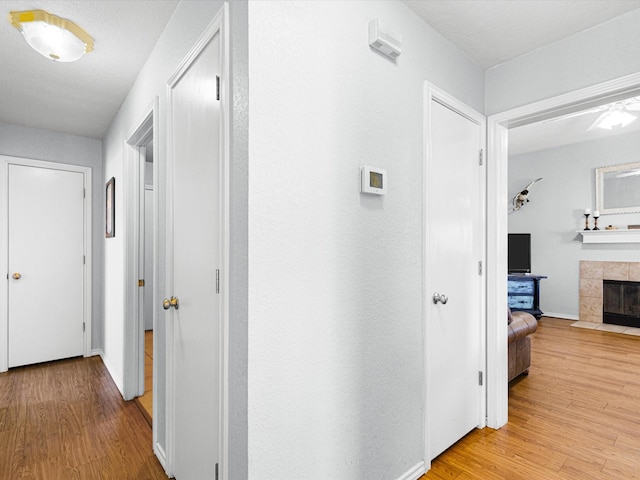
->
xmin=228 ymin=0 xmax=249 ymax=477
xmin=486 ymin=9 xmax=640 ymax=115
xmin=0 ymin=121 xmax=103 ymax=350
xmin=509 ymin=131 xmax=640 ymax=318
xmin=247 ymin=1 xmax=484 ymax=478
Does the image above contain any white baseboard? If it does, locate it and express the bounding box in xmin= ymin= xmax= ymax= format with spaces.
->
xmin=542 ymin=312 xmax=579 ymax=321
xmin=396 ymin=461 xmax=426 ymax=480
xmin=154 ymin=442 xmax=170 ymax=475
xmin=90 ymin=348 xmax=104 ymax=358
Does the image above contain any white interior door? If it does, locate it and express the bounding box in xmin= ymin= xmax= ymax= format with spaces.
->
xmin=426 ymin=93 xmax=485 ymax=459
xmin=167 ymin=25 xmax=222 ymax=480
xmin=144 ymin=186 xmax=154 ymax=331
xmin=8 ymin=164 xmax=85 ymax=368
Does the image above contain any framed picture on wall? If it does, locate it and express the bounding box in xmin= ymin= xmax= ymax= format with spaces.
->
xmin=106 ymin=177 xmax=115 ymax=238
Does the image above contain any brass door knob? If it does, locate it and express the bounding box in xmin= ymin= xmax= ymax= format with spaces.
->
xmin=12 ymin=272 xmax=21 ymax=280
xmin=162 ymin=296 xmax=179 ymax=310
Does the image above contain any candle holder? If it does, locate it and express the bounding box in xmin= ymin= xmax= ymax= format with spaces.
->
xmin=593 ymin=214 xmax=600 ymax=230
xmin=584 ymin=213 xmax=591 ymax=231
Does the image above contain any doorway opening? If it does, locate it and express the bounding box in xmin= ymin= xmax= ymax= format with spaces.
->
xmin=486 ymin=72 xmax=640 ymax=429
xmin=136 ymin=140 xmax=155 ymax=423
xmin=123 ymin=99 xmax=159 ymax=440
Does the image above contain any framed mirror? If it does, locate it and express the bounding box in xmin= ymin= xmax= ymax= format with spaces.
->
xmin=596 ymin=161 xmax=640 ymax=214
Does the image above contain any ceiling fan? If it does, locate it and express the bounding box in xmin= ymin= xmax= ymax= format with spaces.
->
xmin=545 ymin=97 xmax=640 ymax=130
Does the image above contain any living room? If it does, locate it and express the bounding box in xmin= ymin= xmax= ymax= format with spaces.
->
xmin=508 ymin=95 xmax=640 ymax=324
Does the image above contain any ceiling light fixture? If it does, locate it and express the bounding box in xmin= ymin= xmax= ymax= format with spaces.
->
xmin=9 ymin=9 xmax=94 ymax=62
xmin=592 ymin=103 xmax=637 ymax=130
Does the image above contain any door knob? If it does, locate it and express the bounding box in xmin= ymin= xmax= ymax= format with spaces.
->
xmin=12 ymin=272 xmax=21 ymax=280
xmin=162 ymin=296 xmax=179 ymax=310
xmin=432 ymin=292 xmax=448 ymax=305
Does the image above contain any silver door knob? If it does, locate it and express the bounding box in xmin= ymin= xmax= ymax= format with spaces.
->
xmin=162 ymin=296 xmax=179 ymax=310
xmin=432 ymin=292 xmax=448 ymax=304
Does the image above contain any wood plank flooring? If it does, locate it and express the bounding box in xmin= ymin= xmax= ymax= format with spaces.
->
xmin=4 ymin=318 xmax=639 ymax=479
xmin=0 ymin=356 xmax=167 ymax=479
xmin=135 ymin=330 xmax=153 ymax=426
xmin=423 ymin=317 xmax=640 ymax=480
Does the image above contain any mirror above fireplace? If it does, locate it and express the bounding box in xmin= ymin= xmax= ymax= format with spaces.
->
xmin=596 ymin=161 xmax=640 ymax=214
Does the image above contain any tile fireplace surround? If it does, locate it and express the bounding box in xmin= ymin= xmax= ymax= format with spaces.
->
xmin=579 ymin=261 xmax=640 ymax=324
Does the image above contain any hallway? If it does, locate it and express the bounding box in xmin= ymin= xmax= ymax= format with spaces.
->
xmin=0 ymin=356 xmax=167 ymax=479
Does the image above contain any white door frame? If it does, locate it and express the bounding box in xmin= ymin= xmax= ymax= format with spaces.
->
xmin=486 ymin=71 xmax=640 ymax=428
xmin=0 ymin=155 xmax=92 ymax=373
xmin=164 ymin=4 xmax=230 ymax=478
xmin=423 ymin=84 xmax=487 ymax=468
xmin=123 ymin=98 xmax=159 ymax=413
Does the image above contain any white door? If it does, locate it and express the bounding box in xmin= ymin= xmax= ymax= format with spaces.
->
xmin=167 ymin=25 xmax=222 ymax=479
xmin=144 ymin=186 xmax=154 ymax=331
xmin=426 ymin=93 xmax=485 ymax=459
xmin=8 ymin=164 xmax=85 ymax=368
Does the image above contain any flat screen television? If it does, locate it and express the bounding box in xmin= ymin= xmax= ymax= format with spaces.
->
xmin=508 ymin=233 xmax=531 ymax=274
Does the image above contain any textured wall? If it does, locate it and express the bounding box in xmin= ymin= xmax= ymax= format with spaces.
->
xmin=509 ymin=130 xmax=640 ymax=318
xmin=247 ymin=1 xmax=484 ymax=478
xmin=228 ymin=0 xmax=249 ymax=478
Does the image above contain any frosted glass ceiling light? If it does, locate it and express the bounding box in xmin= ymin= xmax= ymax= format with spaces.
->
xmin=9 ymin=10 xmax=94 ymax=62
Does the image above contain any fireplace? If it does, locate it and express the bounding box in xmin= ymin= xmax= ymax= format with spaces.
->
xmin=603 ymin=280 xmax=640 ymax=328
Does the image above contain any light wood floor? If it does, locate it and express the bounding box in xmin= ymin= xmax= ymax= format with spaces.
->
xmin=135 ymin=330 xmax=153 ymax=425
xmin=423 ymin=317 xmax=640 ymax=480
xmin=0 ymin=355 xmax=167 ymax=479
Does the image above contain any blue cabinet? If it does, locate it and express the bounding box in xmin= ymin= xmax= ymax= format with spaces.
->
xmin=508 ymin=275 xmax=547 ymax=319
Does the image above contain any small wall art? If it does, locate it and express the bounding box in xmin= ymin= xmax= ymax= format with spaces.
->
xmin=106 ymin=177 xmax=115 ymax=238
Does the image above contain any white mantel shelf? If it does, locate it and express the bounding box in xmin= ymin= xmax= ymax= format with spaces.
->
xmin=579 ymin=229 xmax=640 ymax=244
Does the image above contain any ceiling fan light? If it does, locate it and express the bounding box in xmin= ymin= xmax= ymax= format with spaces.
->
xmin=596 ymin=106 xmax=637 ymax=130
xmin=9 ymin=10 xmax=94 ymax=62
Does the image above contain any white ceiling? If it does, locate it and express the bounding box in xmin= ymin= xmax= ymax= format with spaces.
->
xmin=2 ymin=1 xmax=640 ymax=141
xmin=509 ymin=94 xmax=640 ymax=156
xmin=0 ymin=0 xmax=180 ymax=139
xmin=402 ymin=0 xmax=640 ymax=70
xmin=402 ymin=0 xmax=640 ymax=155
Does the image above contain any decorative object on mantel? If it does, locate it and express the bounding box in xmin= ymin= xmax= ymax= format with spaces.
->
xmin=593 ymin=210 xmax=600 ymax=230
xmin=512 ymin=178 xmax=543 ymax=212
xmin=605 ymin=225 xmax=618 ymax=230
xmin=629 ymin=225 xmax=640 ymax=229
xmin=583 ymin=208 xmax=591 ymax=231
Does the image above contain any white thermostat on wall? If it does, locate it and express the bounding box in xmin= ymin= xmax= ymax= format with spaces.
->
xmin=360 ymin=166 xmax=387 ymax=195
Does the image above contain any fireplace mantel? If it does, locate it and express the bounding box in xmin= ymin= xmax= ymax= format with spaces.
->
xmin=579 ymin=229 xmax=640 ymax=244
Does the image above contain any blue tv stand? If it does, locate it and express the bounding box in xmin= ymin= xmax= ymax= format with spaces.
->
xmin=508 ymin=274 xmax=547 ymax=319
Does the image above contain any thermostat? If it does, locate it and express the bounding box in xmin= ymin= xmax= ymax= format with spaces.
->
xmin=360 ymin=166 xmax=387 ymax=195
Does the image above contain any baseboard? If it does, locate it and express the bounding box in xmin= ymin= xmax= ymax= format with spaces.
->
xmin=154 ymin=442 xmax=169 ymax=475
xmin=396 ymin=461 xmax=426 ymax=480
xmin=91 ymin=348 xmax=104 ymax=358
xmin=542 ymin=312 xmax=579 ymax=321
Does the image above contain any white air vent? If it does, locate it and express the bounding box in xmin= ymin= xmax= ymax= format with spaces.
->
xmin=368 ymin=19 xmax=402 ymax=59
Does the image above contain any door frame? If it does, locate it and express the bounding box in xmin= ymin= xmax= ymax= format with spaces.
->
xmin=164 ymin=4 xmax=230 ymax=478
xmin=123 ymin=98 xmax=159 ymax=429
xmin=486 ymin=71 xmax=640 ymax=429
xmin=0 ymin=155 xmax=92 ymax=373
xmin=423 ymin=83 xmax=487 ymax=468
